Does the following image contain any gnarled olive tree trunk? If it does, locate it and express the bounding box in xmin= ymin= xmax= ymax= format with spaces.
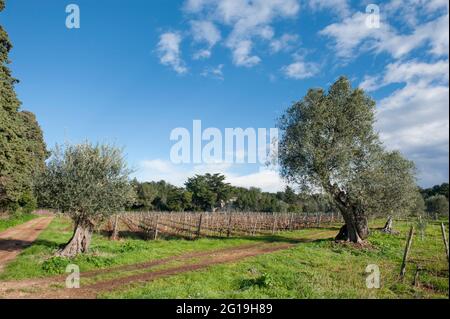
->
xmin=58 ymin=218 xmax=94 ymax=257
xmin=330 ymin=186 xmax=369 ymax=243
xmin=335 ymin=209 xmax=369 ymax=243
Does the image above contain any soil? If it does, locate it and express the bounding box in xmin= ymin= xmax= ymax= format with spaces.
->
xmin=0 ymin=216 xmax=54 ymax=271
xmin=0 ymin=224 xmax=336 ymax=299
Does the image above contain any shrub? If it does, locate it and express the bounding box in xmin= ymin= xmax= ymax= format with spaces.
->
xmin=240 ymin=272 xmax=274 ymax=290
xmin=78 ymin=255 xmax=114 ymax=268
xmin=426 ymin=195 xmax=449 ymax=219
xmin=118 ymin=241 xmax=144 ymax=253
xmin=41 ymin=257 xmax=71 ymax=274
xmin=18 ymin=191 xmax=37 ymax=215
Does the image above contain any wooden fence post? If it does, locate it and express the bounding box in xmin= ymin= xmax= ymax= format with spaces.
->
xmin=153 ymin=214 xmax=159 ymax=240
xmin=289 ymin=213 xmax=294 ymax=231
xmin=110 ymin=214 xmax=119 ymax=240
xmin=272 ymin=214 xmax=277 ymax=235
xmin=227 ymin=212 xmax=233 ymax=237
xmin=413 ymin=265 xmax=422 ymax=287
xmin=441 ymin=223 xmax=449 ymax=262
xmin=196 ymin=213 xmax=203 ymax=238
xmin=400 ymin=226 xmax=414 ymax=278
xmin=252 ymin=215 xmax=258 ymax=236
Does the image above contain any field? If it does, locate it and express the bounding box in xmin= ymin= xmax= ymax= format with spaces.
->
xmin=0 ymin=214 xmax=448 ymax=299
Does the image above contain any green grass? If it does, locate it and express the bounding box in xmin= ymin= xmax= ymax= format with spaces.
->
xmin=0 ymin=217 xmax=275 ymax=280
xmin=101 ymin=222 xmax=449 ymax=299
xmin=0 ymin=213 xmax=38 ymax=232
xmin=0 ymin=216 xmax=448 ymax=299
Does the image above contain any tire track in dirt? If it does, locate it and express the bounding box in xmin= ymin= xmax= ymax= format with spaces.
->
xmin=0 ymin=242 xmax=270 ymax=292
xmin=0 ymin=229 xmax=336 ymax=299
xmin=0 ymin=216 xmax=54 ymax=271
xmin=21 ymin=242 xmax=296 ymax=299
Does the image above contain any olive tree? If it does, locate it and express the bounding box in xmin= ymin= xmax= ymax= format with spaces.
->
xmin=426 ymin=195 xmax=449 ymax=219
xmin=278 ymin=77 xmax=418 ymax=243
xmin=36 ymin=142 xmax=135 ymax=257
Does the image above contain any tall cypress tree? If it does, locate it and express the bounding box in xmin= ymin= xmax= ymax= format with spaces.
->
xmin=0 ymin=0 xmax=47 ymax=212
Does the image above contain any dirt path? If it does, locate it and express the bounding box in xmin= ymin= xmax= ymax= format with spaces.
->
xmin=0 ymin=229 xmax=336 ymax=299
xmin=0 ymin=216 xmax=54 ymax=271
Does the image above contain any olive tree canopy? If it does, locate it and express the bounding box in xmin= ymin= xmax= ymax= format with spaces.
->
xmin=36 ymin=142 xmax=135 ymax=257
xmin=278 ymin=77 xmax=419 ymax=243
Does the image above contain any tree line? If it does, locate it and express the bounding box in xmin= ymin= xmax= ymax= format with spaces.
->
xmin=420 ymin=183 xmax=449 ymax=218
xmin=130 ymin=177 xmax=449 ymax=218
xmin=130 ymin=176 xmax=333 ymax=213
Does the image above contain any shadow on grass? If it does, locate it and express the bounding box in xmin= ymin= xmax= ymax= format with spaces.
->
xmin=0 ymin=238 xmax=61 ymax=252
xmin=95 ymin=227 xmax=339 ymax=245
xmin=219 ymin=234 xmax=335 ymax=244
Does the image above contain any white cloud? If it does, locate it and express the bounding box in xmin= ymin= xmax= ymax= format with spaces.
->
xmin=384 ymin=60 xmax=449 ymax=84
xmin=281 ymin=60 xmax=319 ymax=79
xmin=193 ymin=49 xmax=213 ymax=60
xmin=270 ymin=33 xmax=298 ymax=53
xmin=319 ymin=12 xmax=380 ymax=58
xmin=307 ymin=0 xmax=350 ymax=18
xmin=230 ymin=40 xmax=261 ymax=67
xmin=184 ymin=0 xmax=301 ymax=67
xmin=359 ymin=75 xmax=383 ymax=92
xmin=364 ymin=59 xmax=450 ymax=186
xmin=136 ymin=159 xmax=286 ymax=192
xmin=227 ymin=169 xmax=286 ymax=192
xmin=384 ymin=0 xmax=449 ymax=27
xmin=156 ymin=32 xmax=188 ymax=74
xmin=190 ymin=20 xmax=222 ymax=59
xmin=360 ymin=59 xmax=449 ymax=92
xmin=201 ymin=64 xmax=225 ymax=79
xmin=320 ymin=10 xmax=449 ymax=59
xmin=378 ymin=14 xmax=449 ymax=58
xmin=377 ymin=82 xmax=449 ymax=186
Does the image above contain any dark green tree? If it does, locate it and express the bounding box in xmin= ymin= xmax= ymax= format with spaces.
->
xmin=1 ymin=1 xmax=47 ymax=212
xmin=133 ymin=180 xmax=158 ymax=210
xmin=425 ymin=195 xmax=449 ymax=219
xmin=421 ymin=183 xmax=449 ymax=200
xmin=410 ymin=190 xmax=426 ymax=216
xmin=185 ymin=173 xmax=232 ymax=211
xmin=278 ymin=77 xmax=419 ymax=243
xmin=166 ymin=187 xmax=192 ymax=212
xmin=131 ymin=180 xmax=193 ymax=212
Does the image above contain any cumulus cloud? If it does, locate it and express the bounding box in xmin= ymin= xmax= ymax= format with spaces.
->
xmin=362 ymin=59 xmax=450 ymax=186
xmin=377 ymin=83 xmax=449 ymax=186
xmin=384 ymin=0 xmax=449 ymax=27
xmin=136 ymin=159 xmax=286 ymax=192
xmin=230 ymin=40 xmax=261 ymax=67
xmin=360 ymin=60 xmax=449 ymax=92
xmin=270 ymin=33 xmax=298 ymax=53
xmin=307 ymin=0 xmax=351 ymax=18
xmin=156 ymin=32 xmax=188 ymax=74
xmin=183 ymin=0 xmax=300 ymax=67
xmin=281 ymin=61 xmax=319 ymax=79
xmin=190 ymin=20 xmax=222 ymax=59
xmin=320 ymin=9 xmax=449 ymax=59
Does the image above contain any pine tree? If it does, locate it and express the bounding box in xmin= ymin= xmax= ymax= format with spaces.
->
xmin=0 ymin=0 xmax=47 ymax=212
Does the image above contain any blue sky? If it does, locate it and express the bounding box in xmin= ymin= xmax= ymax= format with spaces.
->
xmin=2 ymin=0 xmax=448 ymax=191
